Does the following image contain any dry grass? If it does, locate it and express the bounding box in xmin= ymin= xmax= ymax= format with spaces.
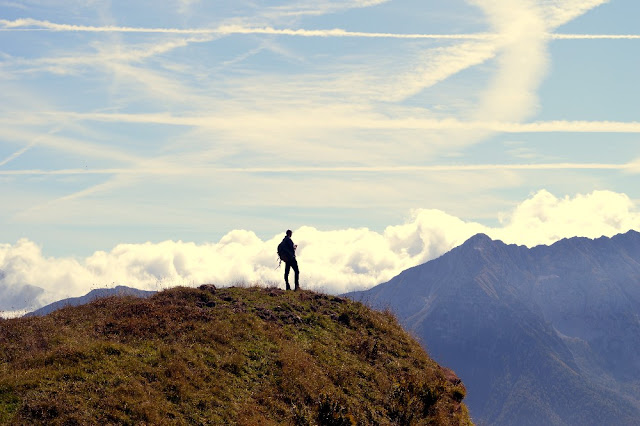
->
xmin=0 ymin=286 xmax=471 ymax=425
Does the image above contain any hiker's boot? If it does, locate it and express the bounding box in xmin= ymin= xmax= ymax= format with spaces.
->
xmin=294 ymin=284 xmax=300 ymax=291
xmin=286 ymin=283 xmax=291 ymax=291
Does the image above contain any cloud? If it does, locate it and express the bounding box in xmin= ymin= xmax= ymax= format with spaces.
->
xmin=267 ymin=0 xmax=391 ymax=18
xmin=0 ymin=18 xmax=486 ymax=37
xmin=1 ymin=1 xmax=631 ymax=171
xmin=176 ymin=0 xmax=201 ymax=15
xmin=0 ymin=161 xmax=632 ymax=177
xmin=449 ymin=0 xmax=611 ymax=151
xmin=0 ymin=2 xmax=29 ymax=10
xmin=0 ymin=269 xmax=44 ymax=311
xmin=470 ymin=0 xmax=549 ymax=124
xmin=540 ymin=0 xmax=610 ymax=28
xmin=5 ymin=17 xmax=638 ymax=40
xmin=493 ymin=190 xmax=640 ymax=245
xmin=366 ymin=41 xmax=498 ymax=102
xmin=5 ymin=36 xmax=214 ymax=75
xmin=0 ymin=143 xmax=34 ymax=167
xmin=551 ymin=34 xmax=640 ymax=40
xmin=2 ymin=190 xmax=639 ymax=309
xmin=28 ymin=111 xmax=640 ymax=133
xmin=0 ymin=126 xmax=145 ymax=168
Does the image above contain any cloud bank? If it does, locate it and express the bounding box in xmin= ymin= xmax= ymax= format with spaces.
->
xmin=2 ymin=189 xmax=639 ymax=313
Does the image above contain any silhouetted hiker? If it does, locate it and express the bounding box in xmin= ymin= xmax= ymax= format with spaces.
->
xmin=277 ymin=230 xmax=300 ymax=291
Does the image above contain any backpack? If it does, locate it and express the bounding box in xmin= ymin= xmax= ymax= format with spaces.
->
xmin=277 ymin=241 xmax=288 ymax=263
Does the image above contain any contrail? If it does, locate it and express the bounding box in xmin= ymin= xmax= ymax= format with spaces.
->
xmin=551 ymin=34 xmax=640 ymax=40
xmin=38 ymin=112 xmax=640 ymax=133
xmin=0 ymin=143 xmax=34 ymax=167
xmin=0 ymin=19 xmax=494 ymax=39
xmin=2 ymin=19 xmax=638 ymax=40
xmin=0 ymin=162 xmax=634 ymax=176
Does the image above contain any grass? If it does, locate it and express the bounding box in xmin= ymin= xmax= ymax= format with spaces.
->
xmin=0 ymin=285 xmax=472 ymax=425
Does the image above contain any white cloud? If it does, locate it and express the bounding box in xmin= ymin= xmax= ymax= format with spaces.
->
xmin=551 ymin=34 xmax=640 ymax=40
xmin=1 ymin=1 xmax=629 ymax=172
xmin=5 ymin=17 xmax=636 ymax=40
xmin=0 ymin=18 xmax=486 ymax=37
xmin=0 ymin=161 xmax=631 ymax=177
xmin=2 ymin=190 xmax=639 ymax=309
xmin=0 ymin=310 xmax=30 ymax=319
xmin=493 ymin=189 xmax=640 ymax=245
xmin=451 ymin=0 xmax=611 ymax=150
xmin=12 ymin=36 xmax=213 ymax=73
xmin=368 ymin=41 xmax=498 ymax=102
xmin=470 ymin=0 xmax=549 ymax=123
xmin=24 ymin=111 xmax=640 ymax=133
xmin=540 ymin=0 xmax=610 ymax=28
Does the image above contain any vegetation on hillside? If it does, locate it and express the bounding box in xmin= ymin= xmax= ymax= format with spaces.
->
xmin=0 ymin=285 xmax=471 ymax=425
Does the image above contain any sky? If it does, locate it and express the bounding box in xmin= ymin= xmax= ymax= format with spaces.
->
xmin=1 ymin=0 xmax=639 ymax=314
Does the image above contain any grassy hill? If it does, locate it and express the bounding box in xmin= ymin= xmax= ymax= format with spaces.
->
xmin=0 ymin=286 xmax=471 ymax=425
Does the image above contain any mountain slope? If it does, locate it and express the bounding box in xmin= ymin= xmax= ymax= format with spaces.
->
xmin=25 ymin=285 xmax=156 ymax=317
xmin=0 ymin=268 xmax=44 ymax=313
xmin=347 ymin=231 xmax=640 ymax=425
xmin=0 ymin=286 xmax=471 ymax=425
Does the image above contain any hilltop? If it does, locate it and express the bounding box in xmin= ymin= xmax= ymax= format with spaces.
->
xmin=0 ymin=286 xmax=471 ymax=425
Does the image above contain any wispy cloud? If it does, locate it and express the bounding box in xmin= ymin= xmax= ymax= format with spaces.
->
xmin=265 ymin=0 xmax=392 ymax=18
xmin=0 ymin=143 xmax=34 ymax=167
xmin=0 ymin=162 xmax=633 ymax=177
xmin=0 ymin=1 xmax=29 ymax=10
xmin=20 ymin=112 xmax=640 ymax=133
xmin=0 ymin=18 xmax=494 ymax=38
xmin=176 ymin=0 xmax=201 ymax=15
xmin=4 ymin=18 xmax=638 ymax=39
xmin=551 ymin=34 xmax=640 ymax=39
xmin=539 ymin=0 xmax=611 ymax=28
xmin=0 ymin=126 xmax=142 ymax=165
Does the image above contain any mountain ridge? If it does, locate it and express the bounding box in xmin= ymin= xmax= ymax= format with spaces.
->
xmin=25 ymin=285 xmax=157 ymax=317
xmin=346 ymin=230 xmax=640 ymax=425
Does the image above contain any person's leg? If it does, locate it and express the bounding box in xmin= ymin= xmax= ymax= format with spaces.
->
xmin=291 ymin=259 xmax=300 ymax=290
xmin=284 ymin=262 xmax=292 ymax=290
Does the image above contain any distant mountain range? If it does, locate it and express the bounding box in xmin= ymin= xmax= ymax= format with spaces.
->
xmin=346 ymin=230 xmax=640 ymax=425
xmin=25 ymin=286 xmax=156 ymax=317
xmin=0 ymin=268 xmax=44 ymax=313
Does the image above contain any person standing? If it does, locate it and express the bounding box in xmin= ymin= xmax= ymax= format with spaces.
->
xmin=278 ymin=230 xmax=300 ymax=291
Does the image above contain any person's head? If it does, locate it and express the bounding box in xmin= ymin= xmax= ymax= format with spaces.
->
xmin=286 ymin=229 xmax=292 ymax=237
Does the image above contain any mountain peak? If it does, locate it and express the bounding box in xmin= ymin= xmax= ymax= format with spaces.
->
xmin=463 ymin=233 xmax=494 ymax=245
xmin=350 ymin=229 xmax=640 ymax=426
xmin=458 ymin=233 xmax=504 ymax=254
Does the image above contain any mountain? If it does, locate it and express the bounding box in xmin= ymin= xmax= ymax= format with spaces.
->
xmin=0 ymin=269 xmax=44 ymax=312
xmin=346 ymin=230 xmax=640 ymax=425
xmin=0 ymin=286 xmax=472 ymax=424
xmin=25 ymin=285 xmax=156 ymax=317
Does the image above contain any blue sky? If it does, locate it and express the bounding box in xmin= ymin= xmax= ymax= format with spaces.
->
xmin=1 ymin=0 xmax=640 ymax=310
